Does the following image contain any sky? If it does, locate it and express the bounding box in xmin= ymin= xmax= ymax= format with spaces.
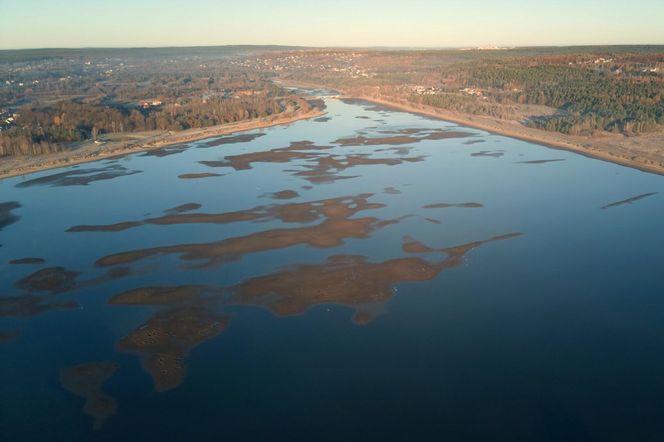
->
xmin=1 ymin=0 xmax=663 ymax=49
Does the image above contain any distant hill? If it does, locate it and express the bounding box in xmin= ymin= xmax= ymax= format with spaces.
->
xmin=0 ymin=45 xmax=307 ymax=63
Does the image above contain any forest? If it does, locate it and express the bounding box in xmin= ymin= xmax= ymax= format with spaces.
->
xmin=0 ymin=50 xmax=303 ymax=156
xmin=265 ymin=46 xmax=664 ymax=136
xmin=2 ymin=46 xmax=664 ymax=157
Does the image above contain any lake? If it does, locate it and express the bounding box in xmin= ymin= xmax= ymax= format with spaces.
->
xmin=1 ymin=97 xmax=664 ymax=441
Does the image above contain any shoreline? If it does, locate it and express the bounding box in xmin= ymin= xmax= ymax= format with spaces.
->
xmin=0 ymin=107 xmax=324 ymax=181
xmin=342 ymin=94 xmax=664 ymax=177
xmin=3 ymin=86 xmax=663 ymax=180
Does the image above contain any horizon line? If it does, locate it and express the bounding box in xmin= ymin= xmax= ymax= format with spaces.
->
xmin=2 ymin=43 xmax=664 ymax=52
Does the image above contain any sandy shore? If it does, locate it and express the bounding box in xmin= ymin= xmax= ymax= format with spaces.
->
xmin=0 ymin=107 xmax=324 ymax=180
xmin=344 ymin=94 xmax=664 ymax=176
xmin=4 ymin=87 xmax=663 ymax=179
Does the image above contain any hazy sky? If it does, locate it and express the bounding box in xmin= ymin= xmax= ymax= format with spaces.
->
xmin=1 ymin=0 xmax=663 ymax=49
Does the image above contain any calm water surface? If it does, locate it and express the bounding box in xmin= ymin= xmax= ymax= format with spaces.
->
xmin=1 ymin=97 xmax=664 ymax=441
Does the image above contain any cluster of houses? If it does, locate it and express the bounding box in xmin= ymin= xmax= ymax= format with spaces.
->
xmin=3 ymin=80 xmax=40 ymax=87
xmin=570 ymin=58 xmax=615 ymax=65
xmin=461 ymin=87 xmax=484 ymax=97
xmin=412 ymin=85 xmax=440 ymax=95
xmin=139 ymin=100 xmax=163 ymax=109
xmin=232 ymin=52 xmax=376 ymax=79
xmin=0 ymin=110 xmax=18 ymax=133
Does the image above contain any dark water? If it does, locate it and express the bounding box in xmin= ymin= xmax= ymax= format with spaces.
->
xmin=1 ymin=98 xmax=664 ymax=442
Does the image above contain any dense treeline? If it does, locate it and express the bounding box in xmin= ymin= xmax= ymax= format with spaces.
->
xmin=451 ymin=62 xmax=664 ymax=134
xmin=0 ymin=93 xmax=297 ymax=157
xmin=273 ymin=48 xmax=664 ymax=136
xmin=414 ymin=93 xmax=516 ymax=119
xmin=0 ymin=50 xmax=308 ymax=156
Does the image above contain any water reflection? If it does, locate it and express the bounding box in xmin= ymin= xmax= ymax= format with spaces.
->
xmin=15 ymin=164 xmax=141 ymax=187
xmin=0 ymin=201 xmax=21 ymax=231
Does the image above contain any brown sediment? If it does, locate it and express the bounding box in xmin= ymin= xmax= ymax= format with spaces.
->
xmin=95 ymin=194 xmax=394 ymax=268
xmin=0 ymin=294 xmax=79 ymax=318
xmin=97 ymin=216 xmax=394 ymax=269
xmin=268 ymin=190 xmax=300 ymax=200
xmin=230 ymin=233 xmax=522 ymax=320
xmin=423 ymin=202 xmax=484 ymax=209
xmin=146 ymin=210 xmax=263 ymax=226
xmin=293 ymin=154 xmax=424 ymax=184
xmin=67 ymin=221 xmax=142 ymax=233
xmin=302 ymin=185 xmax=313 ymax=190
xmin=59 ymin=361 xmax=118 ymax=430
xmin=105 ymin=266 xmax=133 ymax=279
xmin=402 ymin=236 xmax=435 ymax=253
xmin=379 ymin=128 xmax=439 ymax=135
xmin=72 ymin=194 xmax=382 ymax=232
xmin=177 ymin=173 xmax=224 ymax=179
xmin=516 ymin=159 xmax=566 ymax=164
xmin=9 ymin=257 xmax=46 ymax=265
xmin=443 ymin=233 xmax=523 ymax=265
xmin=0 ymin=330 xmax=20 ymax=343
xmin=105 ymin=231 xmax=521 ymax=389
xmin=15 ymin=165 xmax=141 ymax=188
xmin=333 ymin=130 xmax=471 ymax=147
xmin=200 ymin=140 xmax=330 ymax=171
xmin=164 ymin=203 xmax=202 ymax=214
xmin=15 ymin=266 xmax=80 ymax=293
xmin=351 ymin=310 xmax=374 ymax=326
xmin=202 ymin=132 xmax=266 ymax=147
xmin=153 ymin=194 xmax=382 ymax=225
xmin=0 ymin=201 xmax=21 ymax=231
xmin=384 ymin=187 xmax=401 ymax=195
xmin=464 ymin=139 xmax=487 ymax=145
xmin=471 ymin=150 xmax=504 ymax=157
xmin=199 ymin=138 xmax=425 ymax=184
xmin=117 ymin=307 xmax=230 ymax=392
xmin=4 ymin=266 xmax=81 ymax=318
xmin=109 ymin=286 xmax=206 ymax=305
xmin=141 ymin=144 xmax=188 ymax=157
xmin=601 ymin=192 xmax=658 ymax=210
xmin=425 ymin=218 xmax=442 ymax=225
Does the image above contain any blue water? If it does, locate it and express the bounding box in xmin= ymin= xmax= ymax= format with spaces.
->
xmin=1 ymin=98 xmax=664 ymax=441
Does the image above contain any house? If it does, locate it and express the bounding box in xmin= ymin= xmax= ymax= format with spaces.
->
xmin=462 ymin=87 xmax=483 ymax=97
